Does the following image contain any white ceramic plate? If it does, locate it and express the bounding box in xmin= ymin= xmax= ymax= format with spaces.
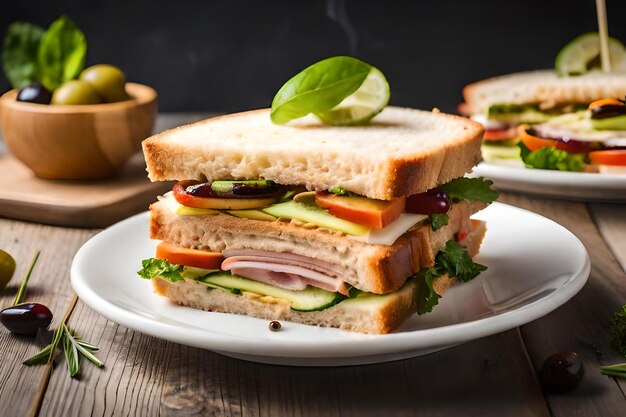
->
xmin=71 ymin=202 xmax=590 ymax=366
xmin=472 ymin=162 xmax=626 ymax=202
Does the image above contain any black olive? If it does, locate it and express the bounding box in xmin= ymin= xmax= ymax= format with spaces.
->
xmin=16 ymin=84 xmax=52 ymax=105
xmin=0 ymin=302 xmax=53 ymax=336
xmin=185 ymin=182 xmax=218 ymax=198
xmin=590 ymin=104 xmax=626 ymax=119
xmin=539 ymin=351 xmax=584 ymax=393
xmin=269 ymin=320 xmax=281 ymax=331
xmin=231 ymin=183 xmax=276 ymax=196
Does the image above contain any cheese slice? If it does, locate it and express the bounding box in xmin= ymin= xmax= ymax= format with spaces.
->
xmin=349 ymin=213 xmax=427 ymax=245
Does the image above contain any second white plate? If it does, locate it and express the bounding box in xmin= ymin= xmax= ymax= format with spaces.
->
xmin=472 ymin=162 xmax=626 ymax=202
xmin=71 ymin=202 xmax=590 ymax=366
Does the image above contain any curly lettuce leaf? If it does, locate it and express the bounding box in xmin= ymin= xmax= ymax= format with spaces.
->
xmin=518 ymin=142 xmax=585 ymax=172
xmin=429 ymin=213 xmax=449 ymax=231
xmin=611 ymin=303 xmax=626 ymax=359
xmin=440 ymin=177 xmax=499 ymax=204
xmin=416 ymin=240 xmax=487 ymax=314
xmin=415 ymin=268 xmax=443 ymax=315
xmin=435 ymin=240 xmax=487 ymax=283
xmin=137 ymin=258 xmax=183 ymax=282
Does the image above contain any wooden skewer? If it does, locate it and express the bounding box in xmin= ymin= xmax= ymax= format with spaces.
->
xmin=596 ymin=0 xmax=611 ymax=72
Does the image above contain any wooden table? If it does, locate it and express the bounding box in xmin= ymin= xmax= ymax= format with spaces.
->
xmin=1 ymin=114 xmax=625 ymax=417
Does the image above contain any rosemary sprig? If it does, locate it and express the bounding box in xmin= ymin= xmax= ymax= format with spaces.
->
xmin=600 ymin=363 xmax=626 ymax=378
xmin=64 ymin=325 xmax=104 ymax=368
xmin=62 ymin=326 xmax=80 ymax=377
xmin=23 ymin=296 xmax=104 ymax=378
xmin=22 ymin=343 xmax=53 ymax=366
xmin=13 ymin=251 xmax=40 ymax=306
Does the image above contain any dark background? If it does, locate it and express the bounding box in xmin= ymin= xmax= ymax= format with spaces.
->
xmin=2 ymin=0 xmax=626 ymax=113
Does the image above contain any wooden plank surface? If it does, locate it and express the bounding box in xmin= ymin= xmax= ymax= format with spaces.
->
xmin=0 ymin=221 xmax=93 ymax=417
xmin=499 ymin=195 xmax=626 ymax=416
xmin=588 ymin=203 xmax=626 ymax=273
xmin=1 ymin=114 xmax=625 ymax=417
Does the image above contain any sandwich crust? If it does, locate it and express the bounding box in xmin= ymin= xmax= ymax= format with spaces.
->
xmin=463 ymin=69 xmax=626 ymax=115
xmin=142 ymin=107 xmax=483 ymax=200
xmin=150 ymin=198 xmax=486 ymax=294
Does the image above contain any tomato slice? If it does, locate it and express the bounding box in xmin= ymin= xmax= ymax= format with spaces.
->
xmin=589 ymin=150 xmax=626 ymax=166
xmin=156 ymin=241 xmax=224 ymax=270
xmin=589 ymin=98 xmax=624 ymax=110
xmin=520 ymin=127 xmax=590 ymax=154
xmin=484 ymin=127 xmax=518 ymax=141
xmin=315 ymin=193 xmax=405 ymax=229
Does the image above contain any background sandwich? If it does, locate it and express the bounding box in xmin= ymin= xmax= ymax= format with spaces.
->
xmin=462 ymin=33 xmax=626 ymax=173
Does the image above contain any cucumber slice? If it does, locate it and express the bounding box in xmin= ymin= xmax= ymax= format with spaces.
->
xmin=487 ymin=104 xmax=552 ymax=124
xmin=590 ymin=114 xmax=626 ymax=130
xmin=201 ymin=272 xmax=346 ymax=312
xmin=481 ymin=143 xmax=522 ymax=161
xmin=210 ymin=180 xmax=276 ymax=194
xmin=263 ymin=200 xmax=370 ymax=236
xmin=555 ymin=32 xmax=626 ymax=76
xmin=316 ymin=67 xmax=390 ymax=126
xmin=227 ymin=209 xmax=277 ymax=222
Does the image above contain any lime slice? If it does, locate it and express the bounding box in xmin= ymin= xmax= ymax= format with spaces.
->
xmin=315 ymin=67 xmax=390 ymax=125
xmin=555 ymin=32 xmax=626 ymax=76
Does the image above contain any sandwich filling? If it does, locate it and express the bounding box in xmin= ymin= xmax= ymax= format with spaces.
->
xmin=221 ymin=250 xmax=349 ymax=295
xmin=471 ymin=99 xmax=626 ymax=173
xmin=139 ymin=177 xmax=497 ymax=316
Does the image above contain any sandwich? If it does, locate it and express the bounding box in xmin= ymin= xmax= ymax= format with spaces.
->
xmin=136 ymin=106 xmax=497 ymax=334
xmin=461 ymin=33 xmax=626 ymax=173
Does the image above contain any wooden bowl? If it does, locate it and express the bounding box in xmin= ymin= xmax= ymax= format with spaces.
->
xmin=0 ymin=83 xmax=157 ymax=179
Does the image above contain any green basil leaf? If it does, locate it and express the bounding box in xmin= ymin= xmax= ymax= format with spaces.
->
xmin=2 ymin=22 xmax=45 ymax=88
xmin=518 ymin=142 xmax=585 ymax=172
xmin=270 ymin=56 xmax=372 ymax=124
xmin=37 ymin=15 xmax=87 ymax=90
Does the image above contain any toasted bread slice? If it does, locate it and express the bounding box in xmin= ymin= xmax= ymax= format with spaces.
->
xmin=142 ymin=107 xmax=483 ymax=200
xmin=150 ymin=197 xmax=486 ymax=294
xmin=152 ymin=277 xmax=417 ymax=334
xmin=463 ymin=69 xmax=626 ymax=114
xmin=150 ymin=221 xmax=486 ymax=334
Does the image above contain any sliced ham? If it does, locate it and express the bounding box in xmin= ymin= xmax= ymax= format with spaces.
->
xmin=229 ymin=267 xmax=308 ymax=291
xmin=222 ymin=250 xmax=345 ymax=276
xmin=221 ymin=251 xmax=348 ymax=295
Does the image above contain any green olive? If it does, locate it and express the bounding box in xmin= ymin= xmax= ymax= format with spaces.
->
xmin=51 ymin=80 xmax=102 ymax=105
xmin=80 ymin=64 xmax=130 ymax=103
xmin=0 ymin=249 xmax=16 ymax=292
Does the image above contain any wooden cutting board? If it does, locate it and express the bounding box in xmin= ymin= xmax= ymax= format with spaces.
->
xmin=0 ymin=153 xmax=172 ymax=228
